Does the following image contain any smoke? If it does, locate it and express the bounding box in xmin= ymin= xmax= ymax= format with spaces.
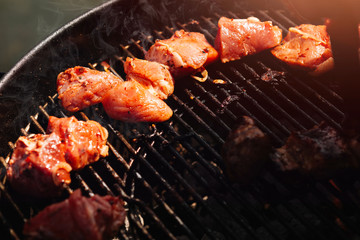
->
xmin=36 ymin=0 xmax=107 ymax=39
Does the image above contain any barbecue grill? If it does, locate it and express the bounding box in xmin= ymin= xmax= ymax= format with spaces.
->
xmin=0 ymin=0 xmax=359 ymax=239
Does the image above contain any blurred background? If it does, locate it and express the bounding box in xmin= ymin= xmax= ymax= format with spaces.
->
xmin=0 ymin=0 xmax=108 ymax=73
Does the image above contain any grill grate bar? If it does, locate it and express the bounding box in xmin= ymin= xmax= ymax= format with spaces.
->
xmin=240 ymin=58 xmax=343 ymax=129
xmin=214 ymin=71 xmax=285 ymax=143
xmin=107 ymin=158 xmax=183 ymax=240
xmin=278 ymin=71 xmax=343 ymax=129
xmin=249 ymin=185 xmax=331 ymax=240
xmin=251 ymin=10 xmax=289 ymax=33
xmin=170 ymin=94 xmax=225 ymax=144
xmin=106 ymin=123 xmax=209 ymax=240
xmin=263 ymin=173 xmax=353 ymax=239
xmin=0 ymin=178 xmax=25 ymax=223
xmin=230 ymin=65 xmax=295 ymax=134
xmin=256 ymin=61 xmax=342 ymax=119
xmin=72 ymin=172 xmax=94 ymax=196
xmin=162 ymin=119 xmax=324 ymax=238
xmin=141 ymin=138 xmax=254 ymax=239
xmin=261 ymin=82 xmax=319 ymax=126
xmin=114 ymin=185 xmax=179 ymax=240
xmin=240 ymin=61 xmax=341 ymax=128
xmin=314 ymin=182 xmax=360 ymax=234
xmin=273 ymin=10 xmax=299 ymax=27
xmin=128 ymin=211 xmax=155 ymax=240
xmin=184 ymin=89 xmax=232 ymax=132
xmin=152 ymin=132 xmax=302 ymax=240
xmin=138 ymin=134 xmax=264 ymax=239
xmin=192 ymin=81 xmax=238 ymax=120
xmin=0 ymin=212 xmax=20 ymax=240
xmin=168 ymin=112 xmax=223 ymax=163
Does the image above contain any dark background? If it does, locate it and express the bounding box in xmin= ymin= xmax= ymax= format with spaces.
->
xmin=0 ymin=0 xmax=107 ymax=73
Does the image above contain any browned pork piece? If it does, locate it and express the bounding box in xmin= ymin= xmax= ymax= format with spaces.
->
xmin=7 ymin=116 xmax=109 ymax=198
xmin=222 ymin=116 xmax=271 ymax=184
xmin=57 ymin=66 xmax=121 ymax=112
xmin=124 ymin=57 xmax=175 ymax=100
xmin=47 ymin=116 xmax=109 ymax=170
xmin=271 ymin=24 xmax=334 ymax=75
xmin=7 ymin=133 xmax=72 ymax=198
xmin=102 ymin=80 xmax=173 ymax=122
xmin=23 ymin=189 xmax=126 ymax=240
xmin=145 ymin=30 xmax=219 ymax=78
xmin=273 ymin=123 xmax=359 ymax=177
xmin=215 ymin=17 xmax=282 ymax=63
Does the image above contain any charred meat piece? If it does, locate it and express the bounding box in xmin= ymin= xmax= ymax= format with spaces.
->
xmin=215 ymin=17 xmax=282 ymax=63
xmin=271 ymin=24 xmax=334 ymax=75
xmin=57 ymin=66 xmax=121 ymax=112
xmin=102 ymin=80 xmax=173 ymax=122
xmin=23 ymin=189 xmax=126 ymax=240
xmin=145 ymin=30 xmax=218 ymax=78
xmin=7 ymin=133 xmax=72 ymax=198
xmin=222 ymin=116 xmax=271 ymax=184
xmin=47 ymin=116 xmax=109 ymax=170
xmin=124 ymin=57 xmax=174 ymax=99
xmin=273 ymin=123 xmax=359 ymax=177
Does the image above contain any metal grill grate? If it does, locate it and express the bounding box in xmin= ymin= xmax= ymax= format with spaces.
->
xmin=1 ymin=8 xmax=359 ymax=240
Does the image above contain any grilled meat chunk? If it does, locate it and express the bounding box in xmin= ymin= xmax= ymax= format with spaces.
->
xmin=273 ymin=123 xmax=359 ymax=177
xmin=47 ymin=116 xmax=109 ymax=170
xmin=145 ymin=30 xmax=218 ymax=78
xmin=7 ymin=133 xmax=72 ymax=198
xmin=215 ymin=17 xmax=282 ymax=63
xmin=222 ymin=116 xmax=271 ymax=184
xmin=271 ymin=24 xmax=334 ymax=75
xmin=102 ymin=80 xmax=173 ymax=122
xmin=124 ymin=57 xmax=174 ymax=99
xmin=23 ymin=189 xmax=126 ymax=240
xmin=57 ymin=66 xmax=121 ymax=112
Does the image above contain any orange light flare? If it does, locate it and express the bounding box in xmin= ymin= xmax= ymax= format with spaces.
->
xmin=281 ymin=0 xmax=360 ymax=130
xmin=329 ymin=179 xmax=341 ymax=192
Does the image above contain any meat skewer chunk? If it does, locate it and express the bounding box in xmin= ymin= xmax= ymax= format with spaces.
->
xmin=47 ymin=116 xmax=109 ymax=170
xmin=7 ymin=133 xmax=72 ymax=198
xmin=145 ymin=30 xmax=218 ymax=78
xmin=273 ymin=123 xmax=359 ymax=177
xmin=124 ymin=57 xmax=174 ymax=99
xmin=23 ymin=189 xmax=126 ymax=240
xmin=215 ymin=17 xmax=282 ymax=63
xmin=102 ymin=80 xmax=173 ymax=122
xmin=271 ymin=24 xmax=334 ymax=75
xmin=222 ymin=116 xmax=271 ymax=184
xmin=57 ymin=66 xmax=121 ymax=112
xmin=7 ymin=116 xmax=109 ymax=198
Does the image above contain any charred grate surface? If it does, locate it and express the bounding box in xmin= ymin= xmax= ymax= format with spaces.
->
xmin=1 ymin=8 xmax=358 ymax=240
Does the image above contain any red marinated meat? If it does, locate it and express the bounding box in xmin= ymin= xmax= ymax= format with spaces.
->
xmin=215 ymin=17 xmax=282 ymax=62
xmin=145 ymin=30 xmax=218 ymax=78
xmin=124 ymin=57 xmax=175 ymax=99
xmin=47 ymin=116 xmax=109 ymax=170
xmin=23 ymin=189 xmax=126 ymax=240
xmin=271 ymin=24 xmax=334 ymax=75
xmin=57 ymin=66 xmax=121 ymax=112
xmin=102 ymin=80 xmax=173 ymax=122
xmin=7 ymin=133 xmax=72 ymax=198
